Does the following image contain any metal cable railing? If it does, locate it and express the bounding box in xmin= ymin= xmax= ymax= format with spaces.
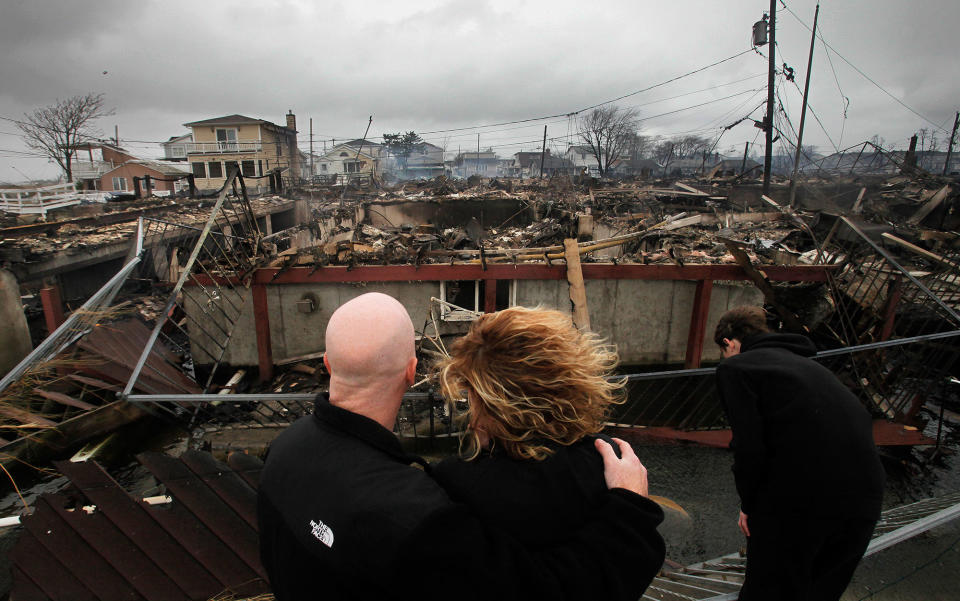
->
xmin=122 ymin=169 xmax=263 ymax=415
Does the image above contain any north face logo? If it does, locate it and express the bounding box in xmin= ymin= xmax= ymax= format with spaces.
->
xmin=309 ymin=519 xmax=334 ymax=548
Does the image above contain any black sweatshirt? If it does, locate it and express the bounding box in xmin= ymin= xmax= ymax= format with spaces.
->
xmin=258 ymin=395 xmax=667 ymax=601
xmin=715 ymin=333 xmax=885 ymax=520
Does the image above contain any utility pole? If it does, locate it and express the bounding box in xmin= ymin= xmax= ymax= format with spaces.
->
xmin=477 ymin=133 xmax=480 ymax=177
xmin=788 ymin=3 xmax=819 ymax=208
xmin=740 ymin=141 xmax=750 ymax=176
xmin=763 ymin=0 xmax=777 ymax=195
xmin=944 ymin=111 xmax=959 ymax=176
xmin=309 ymin=118 xmax=314 ymax=178
xmin=539 ymin=125 xmax=548 ymax=179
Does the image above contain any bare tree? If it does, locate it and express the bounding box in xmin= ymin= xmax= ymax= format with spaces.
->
xmin=577 ymin=106 xmax=639 ymax=176
xmin=15 ymin=93 xmax=114 ymax=182
xmin=622 ymin=132 xmax=652 ymax=161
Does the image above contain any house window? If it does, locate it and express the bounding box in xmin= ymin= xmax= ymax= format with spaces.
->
xmin=345 ymin=161 xmax=365 ymax=173
xmin=215 ymin=128 xmax=238 ymax=152
xmin=112 ymin=177 xmax=127 ymax=191
xmin=192 ymin=162 xmax=206 ymax=178
xmin=208 ymin=161 xmax=223 ymax=178
xmin=224 ymin=161 xmax=239 ymax=177
xmin=321 ymin=164 xmax=328 ymax=172
xmin=339 ymin=152 xmax=349 ymax=157
xmin=242 ymin=160 xmax=256 ymax=177
xmin=170 ymin=146 xmax=186 ymax=158
xmin=439 ymin=281 xmax=513 ymax=321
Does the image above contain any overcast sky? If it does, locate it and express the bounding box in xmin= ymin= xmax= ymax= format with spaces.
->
xmin=1 ymin=0 xmax=957 ymax=183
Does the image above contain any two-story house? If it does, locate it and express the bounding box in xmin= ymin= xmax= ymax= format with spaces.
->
xmin=161 ymin=134 xmax=193 ymax=162
xmin=315 ymin=140 xmax=384 ymax=183
xmin=453 ymin=150 xmax=499 ymax=178
xmin=183 ymin=112 xmax=300 ymax=191
xmin=565 ymin=145 xmax=600 ymax=176
xmin=404 ymin=142 xmax=445 ymax=179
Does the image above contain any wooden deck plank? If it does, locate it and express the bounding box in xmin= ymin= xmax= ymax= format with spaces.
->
xmin=137 ymin=452 xmax=264 ymax=577
xmin=43 ymin=493 xmax=190 ymax=601
xmin=20 ymin=498 xmax=139 ymax=601
xmin=226 ymin=451 xmax=263 ymax=490
xmin=180 ymin=451 xmax=259 ymax=529
xmin=55 ymin=460 xmax=224 ymax=599
xmin=35 ymin=388 xmax=96 ymax=411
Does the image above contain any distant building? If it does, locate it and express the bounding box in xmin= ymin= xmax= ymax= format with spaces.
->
xmin=72 ymin=143 xmax=188 ymax=194
xmin=453 ymin=151 xmax=499 ymax=177
xmin=509 ymin=150 xmax=577 ymax=178
xmin=608 ymin=157 xmax=659 ymax=178
xmin=161 ymin=134 xmax=193 ymax=162
xmin=403 ymin=142 xmax=445 ymax=179
xmin=183 ymin=112 xmax=300 ymax=190
xmin=315 ymin=140 xmax=384 ymax=183
xmin=565 ymin=145 xmax=600 ymax=176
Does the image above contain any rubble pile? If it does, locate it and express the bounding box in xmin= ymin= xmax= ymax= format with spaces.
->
xmin=0 ymin=195 xmax=291 ymax=262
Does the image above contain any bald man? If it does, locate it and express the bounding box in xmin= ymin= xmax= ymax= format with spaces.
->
xmin=258 ymin=293 xmax=664 ymax=601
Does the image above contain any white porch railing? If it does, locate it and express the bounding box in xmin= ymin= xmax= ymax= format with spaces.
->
xmin=0 ymin=183 xmax=84 ymax=216
xmin=72 ymin=160 xmax=115 ymax=180
xmin=185 ymin=141 xmax=262 ymax=154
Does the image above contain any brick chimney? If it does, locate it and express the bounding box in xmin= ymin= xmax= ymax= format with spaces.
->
xmin=286 ymin=110 xmax=297 ymax=132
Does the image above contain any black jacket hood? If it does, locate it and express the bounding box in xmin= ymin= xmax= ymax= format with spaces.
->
xmin=740 ymin=332 xmax=817 ymax=357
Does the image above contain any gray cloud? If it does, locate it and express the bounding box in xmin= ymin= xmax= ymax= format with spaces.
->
xmin=1 ymin=0 xmax=958 ymax=181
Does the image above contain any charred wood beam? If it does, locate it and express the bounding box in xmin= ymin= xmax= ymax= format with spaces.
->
xmin=720 ymin=237 xmax=808 ymax=334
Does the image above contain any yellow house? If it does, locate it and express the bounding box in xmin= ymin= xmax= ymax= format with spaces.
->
xmin=184 ymin=112 xmax=300 ymax=190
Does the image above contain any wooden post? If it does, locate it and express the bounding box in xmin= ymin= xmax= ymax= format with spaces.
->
xmin=944 ymin=111 xmax=959 ymax=176
xmin=878 ymin=275 xmax=902 ymax=341
xmin=787 ymin=2 xmax=819 ymax=208
xmin=539 ymin=126 xmax=547 ymax=179
xmin=903 ymin=135 xmax=918 ymax=174
xmin=563 ymin=239 xmax=590 ymax=330
xmin=40 ymin=286 xmax=65 ymax=333
xmin=483 ymin=279 xmax=497 ymax=313
xmin=684 ymin=279 xmax=713 ymax=369
xmin=252 ymin=284 xmax=274 ymax=382
xmin=762 ymin=0 xmax=777 ymax=195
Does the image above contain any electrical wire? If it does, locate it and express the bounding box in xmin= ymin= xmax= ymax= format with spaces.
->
xmin=778 ymin=0 xmax=949 ymax=133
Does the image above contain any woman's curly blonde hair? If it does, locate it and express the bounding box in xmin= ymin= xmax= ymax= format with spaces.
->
xmin=435 ymin=306 xmax=625 ymax=461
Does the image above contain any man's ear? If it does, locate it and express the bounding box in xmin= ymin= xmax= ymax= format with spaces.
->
xmin=404 ymin=356 xmax=418 ymax=386
xmin=323 ymin=354 xmax=332 ymax=375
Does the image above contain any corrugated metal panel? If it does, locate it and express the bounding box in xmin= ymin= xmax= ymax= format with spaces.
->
xmin=11 ymin=451 xmax=267 ymax=600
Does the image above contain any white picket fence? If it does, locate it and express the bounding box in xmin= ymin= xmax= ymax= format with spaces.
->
xmin=0 ymin=183 xmax=87 ymax=216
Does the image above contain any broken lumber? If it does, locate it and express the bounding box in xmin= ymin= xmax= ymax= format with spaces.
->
xmin=851 ymin=187 xmax=868 ymax=214
xmin=34 ymin=389 xmax=96 ymax=411
xmin=881 ymin=233 xmax=959 ymax=269
xmin=564 ymin=239 xmax=590 ymax=330
xmin=907 ymin=185 xmax=951 ymax=225
xmin=720 ymin=237 xmax=808 ymax=334
xmin=675 ymin=182 xmax=708 ymax=196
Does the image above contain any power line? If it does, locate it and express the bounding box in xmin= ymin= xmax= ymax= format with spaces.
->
xmin=308 ymin=48 xmax=759 ymax=142
xmin=778 ymin=0 xmax=949 ymax=133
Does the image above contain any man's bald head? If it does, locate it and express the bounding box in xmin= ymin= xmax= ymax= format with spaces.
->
xmin=324 ymin=293 xmax=416 ymax=396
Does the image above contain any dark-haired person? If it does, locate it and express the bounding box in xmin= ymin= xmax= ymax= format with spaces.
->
xmin=433 ymin=306 xmax=665 ymax=600
xmin=258 ymin=294 xmax=667 ymax=601
xmin=713 ymin=305 xmax=885 ymax=601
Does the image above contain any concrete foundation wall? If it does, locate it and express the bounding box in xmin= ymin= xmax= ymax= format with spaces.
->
xmin=187 ymin=281 xmax=446 ymax=366
xmin=187 ymin=278 xmax=762 ymax=368
xmin=515 ymin=279 xmax=761 ymax=364
xmin=0 ymin=269 xmax=33 ymax=376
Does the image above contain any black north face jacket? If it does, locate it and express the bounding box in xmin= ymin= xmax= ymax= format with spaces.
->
xmin=715 ymin=333 xmax=885 ymax=520
xmin=258 ymin=394 xmax=666 ymax=601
